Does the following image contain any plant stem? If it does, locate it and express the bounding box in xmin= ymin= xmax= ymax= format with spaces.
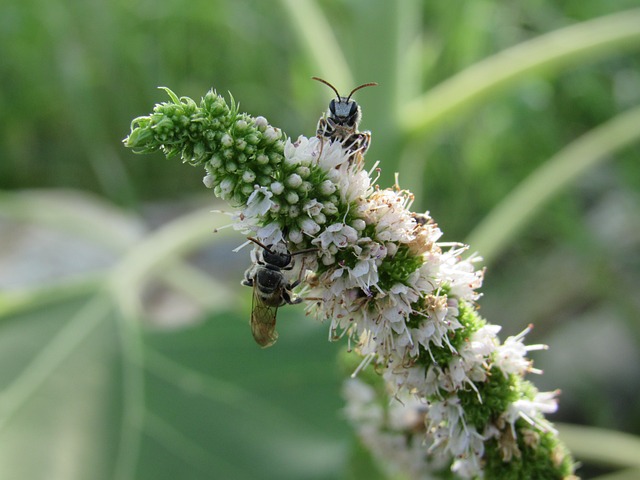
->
xmin=466 ymin=105 xmax=640 ymax=265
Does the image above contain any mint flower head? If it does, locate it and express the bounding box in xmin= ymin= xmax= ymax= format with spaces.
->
xmin=124 ymin=87 xmax=577 ymax=479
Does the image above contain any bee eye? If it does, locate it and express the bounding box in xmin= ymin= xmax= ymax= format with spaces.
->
xmin=348 ymin=101 xmax=358 ymax=118
xmin=329 ymin=99 xmax=337 ymax=114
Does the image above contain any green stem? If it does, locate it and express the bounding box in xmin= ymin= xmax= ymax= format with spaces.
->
xmin=400 ymin=8 xmax=640 ymax=137
xmin=0 ymin=295 xmax=110 ymax=432
xmin=106 ymin=207 xmax=236 ymax=311
xmin=107 ymin=208 xmax=236 ymax=479
xmin=279 ymin=0 xmax=354 ymax=88
xmin=558 ymin=423 xmax=640 ymax=470
xmin=0 ymin=273 xmax=103 ymax=319
xmin=0 ymin=190 xmax=138 ymax=252
xmin=465 ymin=105 xmax=640 ymax=266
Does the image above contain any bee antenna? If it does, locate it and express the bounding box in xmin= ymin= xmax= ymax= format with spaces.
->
xmin=312 ymin=76 xmax=341 ymax=100
xmin=247 ymin=236 xmax=273 ymax=253
xmin=291 ymin=246 xmax=319 ymax=256
xmin=347 ymin=82 xmax=378 ymax=102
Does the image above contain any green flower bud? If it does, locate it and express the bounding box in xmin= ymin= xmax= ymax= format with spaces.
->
xmin=242 ymin=170 xmax=256 ymax=183
xmin=286 ymin=191 xmax=299 ymax=205
xmin=270 ymin=182 xmax=284 ymax=195
xmin=286 ymin=174 xmax=303 ymax=189
xmin=221 ymin=133 xmax=233 ymax=147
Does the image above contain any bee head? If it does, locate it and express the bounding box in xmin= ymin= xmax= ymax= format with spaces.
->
xmin=262 ymin=248 xmax=291 ymax=268
xmin=313 ymin=77 xmax=377 ymax=128
xmin=328 ymin=96 xmax=361 ymax=128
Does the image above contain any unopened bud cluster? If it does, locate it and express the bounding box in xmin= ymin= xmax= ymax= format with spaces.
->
xmin=124 ymin=87 xmax=576 ymax=479
xmin=125 ymin=88 xmax=285 ymax=206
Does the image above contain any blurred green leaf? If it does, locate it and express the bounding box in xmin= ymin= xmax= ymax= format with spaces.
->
xmin=559 ymin=423 xmax=640 ymax=476
xmin=466 ymin=104 xmax=640 ymax=266
xmin=593 ymin=468 xmax=640 ymax=480
xmin=0 ymin=190 xmax=350 ymax=479
xmin=400 ymin=8 xmax=640 ymax=137
xmin=0 ymin=294 xmax=349 ymax=480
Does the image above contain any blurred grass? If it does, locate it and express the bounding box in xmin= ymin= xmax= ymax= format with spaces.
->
xmin=1 ymin=0 xmax=640 ymax=478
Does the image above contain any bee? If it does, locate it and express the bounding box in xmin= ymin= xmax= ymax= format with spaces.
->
xmin=241 ymin=237 xmax=317 ymax=348
xmin=411 ymin=212 xmax=431 ymax=227
xmin=312 ymin=76 xmax=377 ymax=160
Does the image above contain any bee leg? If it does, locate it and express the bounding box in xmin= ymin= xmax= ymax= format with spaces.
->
xmin=316 ymin=117 xmax=328 ymax=138
xmin=241 ymin=268 xmax=254 ymax=287
xmin=358 ymin=132 xmax=371 ymax=156
xmin=281 ymin=289 xmax=303 ymax=305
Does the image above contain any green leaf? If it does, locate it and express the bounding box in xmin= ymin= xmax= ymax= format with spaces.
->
xmin=0 ymin=295 xmax=350 ymax=480
xmin=465 ymin=105 xmax=640 ymax=266
xmin=558 ymin=423 xmax=640 ymax=470
xmin=400 ymin=8 xmax=640 ymax=137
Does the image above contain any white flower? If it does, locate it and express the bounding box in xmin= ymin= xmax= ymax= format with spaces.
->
xmin=256 ymin=222 xmax=283 ymax=246
xmin=493 ymin=324 xmax=547 ymax=378
xmin=364 ymin=189 xmax=417 ymax=244
xmin=242 ymin=169 xmax=256 ymax=183
xmin=505 ymin=390 xmax=559 ymax=435
xmin=244 ymin=185 xmax=274 ymax=217
xmin=302 ymin=199 xmax=324 ymax=217
xmin=299 ymin=217 xmax=321 ymax=236
xmin=288 ymin=228 xmax=303 ymax=244
xmin=317 ymin=139 xmax=350 ymax=170
xmin=313 ymin=223 xmax=359 ymax=250
xmin=285 ymin=135 xmax=319 ymax=166
xmin=319 ymin=179 xmax=336 ymax=195
xmin=264 ymin=126 xmax=280 ymax=143
xmin=439 ymin=249 xmax=484 ymax=302
xmin=339 ymin=169 xmax=372 ymax=203
xmin=469 ymin=324 xmax=500 ymax=357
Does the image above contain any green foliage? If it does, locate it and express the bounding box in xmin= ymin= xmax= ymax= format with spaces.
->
xmin=414 ymin=300 xmax=486 ymax=368
xmin=457 ymin=369 xmax=520 ymax=430
xmin=483 ymin=422 xmax=576 ymax=480
xmin=0 ymin=292 xmax=349 ymax=480
xmin=125 ymin=88 xmax=287 ymax=206
xmin=377 ymin=244 xmax=424 ymax=292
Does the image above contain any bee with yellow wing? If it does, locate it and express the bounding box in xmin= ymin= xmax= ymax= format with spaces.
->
xmin=241 ymin=238 xmax=316 ymax=347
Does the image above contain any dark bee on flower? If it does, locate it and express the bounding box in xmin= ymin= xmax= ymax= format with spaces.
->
xmin=411 ymin=212 xmax=431 ymax=227
xmin=241 ymin=237 xmax=317 ymax=348
xmin=313 ymin=77 xmax=377 ymax=161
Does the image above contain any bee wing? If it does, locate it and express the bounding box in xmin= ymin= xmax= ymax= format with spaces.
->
xmin=250 ymin=287 xmax=279 ymax=348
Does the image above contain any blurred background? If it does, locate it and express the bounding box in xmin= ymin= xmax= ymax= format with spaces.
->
xmin=1 ymin=0 xmax=640 ymax=479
